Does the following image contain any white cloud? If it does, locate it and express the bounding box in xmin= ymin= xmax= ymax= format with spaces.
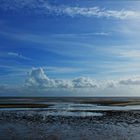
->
xmin=25 ymin=68 xmax=140 ymax=89
xmin=25 ymin=67 xmax=98 ymax=89
xmin=1 ymin=67 xmax=140 ymax=96
xmin=58 ymin=7 xmax=139 ymax=19
xmin=0 ymin=0 xmax=139 ymax=19
xmin=25 ymin=67 xmax=72 ymax=88
xmin=119 ymin=77 xmax=140 ymax=85
xmin=49 ymin=32 xmax=110 ymax=37
xmin=103 ymin=47 xmax=140 ymax=61
xmin=8 ymin=52 xmax=31 ymax=60
xmin=102 ymin=80 xmax=117 ymax=88
xmin=93 ymin=32 xmax=110 ymax=36
xmin=72 ymin=77 xmax=98 ymax=88
xmin=25 ymin=67 xmax=55 ymax=88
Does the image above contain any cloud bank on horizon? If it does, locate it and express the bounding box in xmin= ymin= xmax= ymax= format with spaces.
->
xmin=26 ymin=67 xmax=140 ymax=88
xmin=1 ymin=67 xmax=140 ymax=96
xmin=0 ymin=0 xmax=140 ymax=96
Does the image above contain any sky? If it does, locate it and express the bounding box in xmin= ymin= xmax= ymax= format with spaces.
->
xmin=1 ymin=0 xmax=140 ymax=96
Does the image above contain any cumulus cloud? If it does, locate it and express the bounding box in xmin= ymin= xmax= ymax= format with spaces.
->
xmin=25 ymin=67 xmax=140 ymax=89
xmin=1 ymin=67 xmax=140 ymax=96
xmin=102 ymin=80 xmax=117 ymax=88
xmin=0 ymin=0 xmax=139 ymax=19
xmin=25 ymin=67 xmax=98 ymax=89
xmin=119 ymin=77 xmax=140 ymax=85
xmin=25 ymin=68 xmax=56 ymax=88
xmin=72 ymin=77 xmax=98 ymax=88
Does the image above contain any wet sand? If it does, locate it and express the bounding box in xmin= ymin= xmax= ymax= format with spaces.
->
xmin=0 ymin=110 xmax=140 ymax=140
xmin=1 ymin=97 xmax=140 ymax=140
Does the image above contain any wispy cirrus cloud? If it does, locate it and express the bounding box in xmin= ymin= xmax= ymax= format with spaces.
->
xmin=46 ymin=66 xmax=82 ymax=74
xmin=8 ymin=52 xmax=31 ymax=60
xmin=48 ymin=32 xmax=110 ymax=37
xmin=53 ymin=6 xmax=139 ymax=19
xmin=0 ymin=0 xmax=139 ymax=19
xmin=119 ymin=50 xmax=140 ymax=59
xmin=0 ymin=51 xmax=31 ymax=61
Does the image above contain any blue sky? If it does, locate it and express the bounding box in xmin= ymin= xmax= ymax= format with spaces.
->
xmin=1 ymin=0 xmax=140 ymax=96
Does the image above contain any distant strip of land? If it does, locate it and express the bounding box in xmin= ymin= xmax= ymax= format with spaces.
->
xmin=0 ymin=104 xmax=52 ymax=108
xmin=1 ymin=97 xmax=140 ymax=108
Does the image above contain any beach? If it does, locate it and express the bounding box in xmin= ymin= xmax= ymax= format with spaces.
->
xmin=0 ymin=97 xmax=140 ymax=140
